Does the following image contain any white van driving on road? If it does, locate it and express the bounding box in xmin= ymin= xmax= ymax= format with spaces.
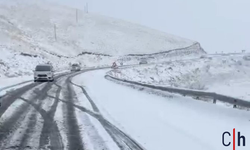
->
xmin=34 ymin=64 xmax=54 ymax=82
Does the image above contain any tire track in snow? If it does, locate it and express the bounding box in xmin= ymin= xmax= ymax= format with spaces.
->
xmin=19 ymin=80 xmax=65 ymax=150
xmin=68 ymin=79 xmax=145 ymax=150
xmin=0 ymin=83 xmax=40 ymax=118
xmin=0 ymin=73 xmax=68 ymax=149
xmin=14 ymin=82 xmax=53 ymax=150
xmin=0 ymin=102 xmax=32 ymax=149
xmin=61 ymin=77 xmax=85 ymax=150
xmin=16 ymin=107 xmax=40 ymax=150
xmin=20 ymin=74 xmax=68 ymax=150
xmin=0 ymin=83 xmax=46 ymax=149
xmin=38 ymin=79 xmax=65 ymax=150
xmin=3 ymin=105 xmax=39 ymax=150
xmin=58 ymin=97 xmax=144 ymax=150
xmin=53 ymin=75 xmax=110 ymax=150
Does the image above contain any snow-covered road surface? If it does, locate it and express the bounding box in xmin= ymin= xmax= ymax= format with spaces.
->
xmin=73 ymin=69 xmax=250 ymax=150
xmin=0 ymin=69 xmax=145 ymax=150
xmin=1 ymin=68 xmax=249 ymax=150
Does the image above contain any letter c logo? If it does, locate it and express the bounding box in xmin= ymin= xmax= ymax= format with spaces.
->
xmin=222 ymin=132 xmax=231 ymax=146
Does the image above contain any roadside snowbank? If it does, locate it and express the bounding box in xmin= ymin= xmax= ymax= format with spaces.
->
xmin=73 ymin=69 xmax=250 ymax=150
xmin=0 ymin=75 xmax=31 ymax=89
xmin=108 ymin=54 xmax=250 ymax=100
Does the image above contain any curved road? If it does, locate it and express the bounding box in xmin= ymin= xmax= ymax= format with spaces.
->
xmin=0 ymin=69 xmax=145 ymax=150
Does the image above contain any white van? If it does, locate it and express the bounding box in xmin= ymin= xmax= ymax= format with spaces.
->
xmin=34 ymin=64 xmax=54 ymax=82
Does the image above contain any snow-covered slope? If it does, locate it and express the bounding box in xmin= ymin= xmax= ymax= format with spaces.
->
xmin=108 ymin=54 xmax=250 ymax=100
xmin=0 ymin=0 xmax=198 ymax=56
xmin=0 ymin=0 xmax=204 ymax=78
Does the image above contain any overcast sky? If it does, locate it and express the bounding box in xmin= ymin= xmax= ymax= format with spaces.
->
xmin=50 ymin=0 xmax=249 ymax=53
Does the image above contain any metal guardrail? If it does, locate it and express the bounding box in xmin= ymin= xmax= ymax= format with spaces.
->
xmin=0 ymin=80 xmax=32 ymax=93
xmin=105 ymin=75 xmax=250 ymax=109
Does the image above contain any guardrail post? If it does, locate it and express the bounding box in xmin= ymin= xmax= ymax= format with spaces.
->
xmin=233 ymin=100 xmax=237 ymax=108
xmin=213 ymin=98 xmax=216 ymax=104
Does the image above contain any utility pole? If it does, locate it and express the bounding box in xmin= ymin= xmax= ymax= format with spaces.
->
xmin=54 ymin=24 xmax=57 ymax=41
xmin=86 ymin=3 xmax=88 ymax=13
xmin=85 ymin=3 xmax=89 ymax=13
xmin=76 ymin=9 xmax=78 ymax=23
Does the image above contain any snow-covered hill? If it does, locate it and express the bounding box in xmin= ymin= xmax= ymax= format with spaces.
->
xmin=0 ymin=0 xmax=198 ymax=56
xmin=0 ymin=0 xmax=204 ymax=78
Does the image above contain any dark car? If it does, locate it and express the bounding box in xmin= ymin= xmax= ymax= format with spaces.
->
xmin=71 ymin=64 xmax=81 ymax=72
xmin=139 ymin=59 xmax=148 ymax=65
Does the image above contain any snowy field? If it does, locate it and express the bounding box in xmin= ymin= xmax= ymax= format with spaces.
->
xmin=108 ymin=54 xmax=250 ymax=100
xmin=73 ymin=69 xmax=250 ymax=150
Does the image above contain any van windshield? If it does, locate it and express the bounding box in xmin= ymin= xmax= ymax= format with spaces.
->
xmin=35 ymin=66 xmax=51 ymax=71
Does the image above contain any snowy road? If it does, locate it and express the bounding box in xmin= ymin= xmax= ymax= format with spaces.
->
xmin=0 ymin=69 xmax=144 ymax=150
xmin=0 ymin=69 xmax=249 ymax=150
